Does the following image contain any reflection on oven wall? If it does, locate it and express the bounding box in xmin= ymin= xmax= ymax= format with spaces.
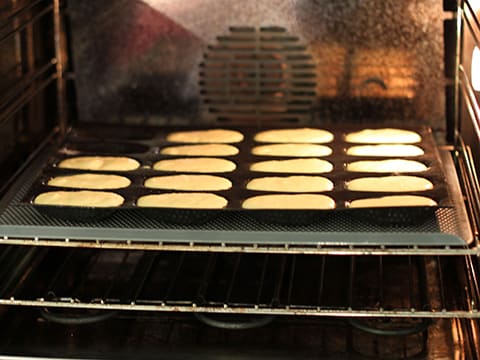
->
xmin=459 ymin=0 xmax=480 ymax=171
xmin=0 ymin=1 xmax=55 ymax=181
xmin=68 ymin=0 xmax=445 ymax=127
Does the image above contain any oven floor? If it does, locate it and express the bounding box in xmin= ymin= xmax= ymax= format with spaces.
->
xmin=0 ymin=308 xmax=466 ymax=360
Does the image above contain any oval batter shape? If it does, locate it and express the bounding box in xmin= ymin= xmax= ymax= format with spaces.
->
xmin=349 ymin=195 xmax=437 ymax=208
xmin=153 ymin=157 xmax=236 ymax=173
xmin=166 ymin=129 xmax=244 ymax=143
xmin=345 ymin=128 xmax=422 ymax=144
xmin=137 ymin=193 xmax=228 ymax=209
xmin=252 ymin=143 xmax=332 ymax=157
xmin=254 ymin=128 xmax=334 ymax=143
xmin=346 ymin=159 xmax=428 ymax=173
xmin=34 ymin=191 xmax=124 ymax=207
xmin=48 ymin=173 xmax=131 ymax=190
xmin=145 ymin=175 xmax=232 ymax=191
xmin=58 ymin=156 xmax=140 ymax=172
xmin=347 ymin=144 xmax=424 ymax=157
xmin=246 ymin=176 xmax=334 ymax=193
xmin=250 ymin=158 xmax=333 ymax=174
xmin=242 ymin=194 xmax=336 ymax=209
xmin=346 ymin=176 xmax=434 ymax=192
xmin=161 ymin=144 xmax=239 ymax=156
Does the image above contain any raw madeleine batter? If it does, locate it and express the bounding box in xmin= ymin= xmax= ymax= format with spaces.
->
xmin=246 ymin=176 xmax=333 ymax=192
xmin=137 ymin=193 xmax=228 ymax=208
xmin=161 ymin=144 xmax=239 ymax=156
xmin=346 ymin=176 xmax=434 ymax=192
xmin=346 ymin=159 xmax=428 ymax=173
xmin=144 ymin=174 xmax=232 ymax=191
xmin=166 ymin=129 xmax=244 ymax=143
xmin=242 ymin=194 xmax=335 ymax=209
xmin=252 ymin=143 xmax=332 ymax=157
xmin=254 ymin=128 xmax=334 ymax=143
xmin=349 ymin=195 xmax=437 ymax=208
xmin=346 ymin=144 xmax=424 ymax=157
xmin=250 ymin=158 xmax=333 ymax=174
xmin=48 ymin=173 xmax=131 ymax=189
xmin=34 ymin=190 xmax=124 ymax=207
xmin=58 ymin=156 xmax=140 ymax=172
xmin=345 ymin=128 xmax=422 ymax=144
xmin=153 ymin=157 xmax=236 ymax=173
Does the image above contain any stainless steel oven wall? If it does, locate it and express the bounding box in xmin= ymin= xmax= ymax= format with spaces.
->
xmin=68 ymin=0 xmax=446 ymax=127
xmin=0 ymin=1 xmax=59 ymax=187
xmin=459 ymin=0 xmax=480 ymax=169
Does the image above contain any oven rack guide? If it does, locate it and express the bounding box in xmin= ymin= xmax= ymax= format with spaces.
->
xmin=0 ymin=237 xmax=478 ymax=256
xmin=1 ymin=299 xmax=479 ymax=319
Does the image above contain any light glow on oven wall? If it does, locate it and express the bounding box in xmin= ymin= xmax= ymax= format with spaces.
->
xmin=469 ymin=0 xmax=480 ymax=12
xmin=472 ymin=46 xmax=480 ymax=91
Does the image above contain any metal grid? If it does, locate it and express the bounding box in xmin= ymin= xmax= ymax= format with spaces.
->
xmin=200 ymin=26 xmax=316 ymax=123
xmin=1 ymin=246 xmax=479 ymax=318
xmin=0 ymin=143 xmax=474 ymax=255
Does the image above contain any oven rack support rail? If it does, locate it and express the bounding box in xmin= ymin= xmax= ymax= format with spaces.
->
xmin=1 ymin=300 xmax=479 ymax=319
xmin=0 ymin=237 xmax=478 ymax=256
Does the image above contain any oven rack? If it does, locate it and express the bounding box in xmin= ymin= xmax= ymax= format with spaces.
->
xmin=0 ymin=140 xmax=475 ymax=256
xmin=1 ymin=246 xmax=479 ymax=318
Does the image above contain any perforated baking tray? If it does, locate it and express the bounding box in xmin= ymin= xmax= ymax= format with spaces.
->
xmin=22 ymin=125 xmax=450 ymax=225
xmin=0 ymin=125 xmax=471 ymax=247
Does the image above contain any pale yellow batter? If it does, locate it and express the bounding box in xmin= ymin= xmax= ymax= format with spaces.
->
xmin=346 ymin=159 xmax=428 ymax=173
xmin=58 ymin=156 xmax=140 ymax=172
xmin=166 ymin=129 xmax=244 ymax=143
xmin=34 ymin=190 xmax=124 ymax=207
xmin=137 ymin=193 xmax=228 ymax=208
xmin=346 ymin=144 xmax=424 ymax=157
xmin=153 ymin=157 xmax=236 ymax=173
xmin=349 ymin=195 xmax=437 ymax=208
xmin=254 ymin=128 xmax=334 ymax=143
xmin=250 ymin=158 xmax=333 ymax=174
xmin=48 ymin=173 xmax=131 ymax=189
xmin=144 ymin=175 xmax=232 ymax=191
xmin=246 ymin=176 xmax=334 ymax=192
xmin=242 ymin=194 xmax=335 ymax=209
xmin=252 ymin=143 xmax=332 ymax=157
xmin=346 ymin=176 xmax=434 ymax=192
xmin=345 ymin=128 xmax=422 ymax=144
xmin=161 ymin=144 xmax=239 ymax=156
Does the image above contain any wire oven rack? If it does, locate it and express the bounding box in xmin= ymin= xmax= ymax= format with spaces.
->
xmin=0 ymin=246 xmax=479 ymax=318
xmin=0 ymin=139 xmax=474 ymax=256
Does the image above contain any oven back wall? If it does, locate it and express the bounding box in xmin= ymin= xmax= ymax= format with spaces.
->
xmin=68 ymin=0 xmax=446 ymax=127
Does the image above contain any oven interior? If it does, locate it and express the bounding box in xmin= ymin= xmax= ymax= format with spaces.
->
xmin=1 ymin=0 xmax=480 ymax=359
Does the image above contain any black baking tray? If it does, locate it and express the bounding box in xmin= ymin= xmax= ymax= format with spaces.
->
xmin=21 ymin=124 xmax=451 ymax=225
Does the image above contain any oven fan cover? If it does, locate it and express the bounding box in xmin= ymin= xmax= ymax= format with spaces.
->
xmin=199 ymin=26 xmax=317 ymax=123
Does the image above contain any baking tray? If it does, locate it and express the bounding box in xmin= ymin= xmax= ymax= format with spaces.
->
xmin=21 ymin=124 xmax=450 ymax=225
xmin=0 ymin=130 xmax=471 ymax=247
